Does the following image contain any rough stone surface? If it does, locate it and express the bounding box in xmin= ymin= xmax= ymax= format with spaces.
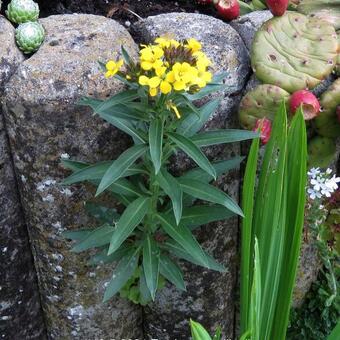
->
xmin=230 ymin=11 xmax=273 ymax=50
xmin=134 ymin=13 xmax=250 ymax=339
xmin=0 ymin=16 xmax=46 ymax=340
xmin=3 ymin=14 xmax=142 ymax=340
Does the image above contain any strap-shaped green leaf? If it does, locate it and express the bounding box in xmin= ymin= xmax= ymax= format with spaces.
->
xmin=88 ymin=244 xmax=132 ymax=266
xmin=159 ymin=254 xmax=186 ymax=291
xmin=84 ymin=202 xmax=120 ymax=224
xmin=70 ymin=224 xmax=115 ymax=253
xmin=157 ymin=169 xmax=182 ymax=225
xmin=176 ymin=99 xmax=220 ymax=137
xmin=96 ymin=144 xmax=147 ymax=196
xmin=178 ymin=178 xmax=244 ymax=217
xmin=167 ymin=132 xmax=216 ymax=179
xmin=149 ymin=118 xmax=163 ymax=174
xmin=62 ymin=228 xmax=93 ymax=241
xmin=181 ymin=205 xmax=234 ymax=229
xmin=143 ymin=235 xmax=160 ymax=300
xmin=139 ymin=267 xmax=152 ymax=306
xmin=156 ymin=213 xmax=209 ymax=268
xmin=103 ymin=247 xmax=140 ymax=302
xmin=162 ymin=239 xmax=226 ymax=272
xmin=181 ymin=157 xmax=245 ymax=183
xmin=191 ymin=129 xmax=258 ymax=147
xmin=108 ymin=196 xmax=150 ymax=254
xmin=190 ymin=320 xmax=213 ymax=340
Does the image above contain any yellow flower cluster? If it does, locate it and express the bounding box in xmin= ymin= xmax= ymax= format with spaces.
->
xmin=105 ymin=59 xmax=124 ymax=78
xmin=138 ymin=37 xmax=212 ymax=97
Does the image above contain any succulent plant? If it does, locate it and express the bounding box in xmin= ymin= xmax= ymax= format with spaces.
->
xmin=239 ymin=84 xmax=290 ymax=129
xmin=314 ymin=78 xmax=340 ymax=138
xmin=296 ymin=0 xmax=340 ymax=30
xmin=251 ymin=12 xmax=338 ymax=93
xmin=266 ymin=0 xmax=289 ymax=16
xmin=15 ymin=21 xmax=45 ymax=54
xmin=307 ymin=135 xmax=336 ymax=168
xmin=6 ymin=0 xmax=39 ymax=24
xmin=290 ymin=90 xmax=320 ymax=120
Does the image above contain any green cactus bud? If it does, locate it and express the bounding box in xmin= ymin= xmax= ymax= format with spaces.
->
xmin=297 ymin=0 xmax=340 ymax=30
xmin=314 ymin=78 xmax=340 ymax=138
xmin=6 ymin=0 xmax=39 ymax=24
xmin=15 ymin=21 xmax=45 ymax=54
xmin=307 ymin=135 xmax=336 ymax=168
xmin=239 ymin=84 xmax=290 ymax=129
xmin=251 ymin=12 xmax=338 ymax=93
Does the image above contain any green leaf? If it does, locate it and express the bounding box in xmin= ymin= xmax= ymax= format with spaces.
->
xmin=139 ymin=267 xmax=152 ymax=306
xmin=108 ymin=196 xmax=150 ymax=254
xmin=96 ymin=144 xmax=147 ymax=196
xmin=162 ymin=239 xmax=226 ymax=272
xmin=190 ymin=320 xmax=213 ymax=340
xmin=191 ymin=129 xmax=258 ymax=147
xmin=142 ymin=235 xmax=160 ymax=300
xmin=159 ymin=254 xmax=186 ymax=291
xmin=181 ymin=205 xmax=234 ymax=229
xmin=212 ymin=71 xmax=228 ymax=83
xmin=61 ymin=159 xmax=88 ymax=171
xmin=121 ymin=46 xmax=134 ymax=67
xmin=84 ymin=202 xmax=120 ymax=224
xmin=103 ymin=247 xmax=140 ymax=302
xmin=327 ymin=321 xmax=340 ymax=340
xmin=181 ymin=157 xmax=245 ymax=183
xmin=178 ymin=178 xmax=244 ymax=217
xmin=71 ymin=224 xmax=115 ymax=253
xmin=176 ymin=99 xmax=220 ymax=137
xmin=167 ymin=132 xmax=216 ymax=179
xmin=157 ymin=169 xmax=183 ymax=225
xmin=185 ymin=83 xmax=231 ymax=101
xmin=149 ymin=118 xmax=164 ymax=174
xmin=62 ymin=228 xmax=93 ymax=241
xmin=213 ymin=327 xmax=222 ymax=340
xmin=88 ymin=244 xmax=132 ymax=265
xmin=156 ymin=213 xmax=210 ymax=268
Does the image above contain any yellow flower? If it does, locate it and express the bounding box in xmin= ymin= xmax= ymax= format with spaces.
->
xmin=155 ymin=37 xmax=180 ymax=49
xmin=194 ymin=70 xmax=212 ymax=88
xmin=105 ymin=59 xmax=124 ymax=78
xmin=170 ymin=62 xmax=198 ymax=91
xmin=138 ymin=75 xmax=161 ymax=97
xmin=194 ymin=51 xmax=211 ymax=71
xmin=140 ymin=45 xmax=164 ymax=71
xmin=186 ymin=38 xmax=202 ymax=52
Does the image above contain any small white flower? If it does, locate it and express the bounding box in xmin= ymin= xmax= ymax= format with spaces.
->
xmin=308 ymin=167 xmax=321 ymax=178
xmin=307 ymin=168 xmax=339 ymax=200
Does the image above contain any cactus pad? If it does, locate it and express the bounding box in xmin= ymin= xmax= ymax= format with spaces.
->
xmin=239 ymin=84 xmax=290 ymax=129
xmin=297 ymin=0 xmax=340 ymax=30
xmin=251 ymin=12 xmax=338 ymax=93
xmin=6 ymin=0 xmax=39 ymax=24
xmin=15 ymin=21 xmax=45 ymax=54
xmin=308 ymin=136 xmax=336 ymax=168
xmin=314 ymin=78 xmax=340 ymax=138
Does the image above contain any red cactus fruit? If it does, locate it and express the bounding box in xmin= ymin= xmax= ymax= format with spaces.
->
xmin=265 ymin=0 xmax=289 ymax=16
xmin=290 ymin=90 xmax=321 ymax=120
xmin=214 ymin=0 xmax=240 ymax=21
xmin=253 ymin=118 xmax=272 ymax=145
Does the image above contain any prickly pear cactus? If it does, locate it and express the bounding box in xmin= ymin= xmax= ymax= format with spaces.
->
xmin=297 ymin=0 xmax=340 ymax=30
xmin=6 ymin=0 xmax=39 ymax=24
xmin=239 ymin=84 xmax=290 ymax=129
xmin=314 ymin=78 xmax=340 ymax=138
xmin=336 ymin=32 xmax=340 ymax=76
xmin=15 ymin=21 xmax=45 ymax=54
xmin=251 ymin=12 xmax=338 ymax=93
xmin=308 ymin=136 xmax=336 ymax=168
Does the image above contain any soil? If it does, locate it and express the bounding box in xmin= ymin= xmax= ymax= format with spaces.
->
xmin=1 ymin=1 xmax=219 ymax=26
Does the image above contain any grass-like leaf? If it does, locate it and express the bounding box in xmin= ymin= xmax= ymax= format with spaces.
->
xmin=159 ymin=254 xmax=186 ymax=291
xmin=149 ymin=118 xmax=163 ymax=174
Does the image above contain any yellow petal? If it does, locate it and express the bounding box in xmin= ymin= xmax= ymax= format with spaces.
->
xmin=149 ymin=87 xmax=158 ymax=97
xmin=153 ymin=59 xmax=164 ymax=69
xmin=153 ymin=46 xmax=164 ymax=59
xmin=148 ymin=76 xmax=161 ymax=88
xmin=106 ymin=60 xmax=116 ymax=71
xmin=105 ymin=70 xmax=113 ymax=78
xmin=173 ymin=81 xmax=185 ymax=91
xmin=141 ymin=61 xmax=153 ymax=70
xmin=139 ymin=75 xmax=150 ymax=86
xmin=160 ymin=81 xmax=172 ymax=94
xmin=116 ymin=59 xmax=124 ymax=68
xmin=166 ymin=71 xmax=175 ymax=83
xmin=155 ymin=66 xmax=167 ymax=77
xmin=187 ymin=38 xmax=202 ymax=52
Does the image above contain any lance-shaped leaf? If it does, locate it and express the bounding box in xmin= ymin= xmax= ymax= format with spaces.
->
xmin=181 ymin=205 xmax=234 ymax=229
xmin=70 ymin=224 xmax=115 ymax=253
xmin=62 ymin=228 xmax=93 ymax=242
xmin=143 ymin=235 xmax=160 ymax=300
xmin=159 ymin=254 xmax=186 ymax=291
xmin=96 ymin=144 xmax=147 ymax=196
xmin=108 ymin=196 xmax=150 ymax=254
xmin=190 ymin=320 xmax=213 ymax=340
xmin=103 ymin=247 xmax=140 ymax=302
xmin=84 ymin=202 xmax=120 ymax=224
xmin=139 ymin=267 xmax=152 ymax=306
xmin=176 ymin=99 xmax=220 ymax=137
xmin=157 ymin=169 xmax=182 ymax=225
xmin=88 ymin=244 xmax=132 ymax=266
xmin=178 ymin=178 xmax=244 ymax=217
xmin=162 ymin=239 xmax=226 ymax=272
xmin=156 ymin=213 xmax=209 ymax=268
xmin=167 ymin=132 xmax=216 ymax=179
xmin=191 ymin=129 xmax=258 ymax=147
xmin=149 ymin=118 xmax=163 ymax=174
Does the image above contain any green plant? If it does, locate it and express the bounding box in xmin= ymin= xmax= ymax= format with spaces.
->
xmin=240 ymin=102 xmax=308 ymax=339
xmin=251 ymin=12 xmax=338 ymax=93
xmin=190 ymin=319 xmax=221 ymax=340
xmin=238 ymin=84 xmax=290 ymax=129
xmin=307 ymin=136 xmax=336 ymax=168
xmin=62 ymin=38 xmax=257 ymax=304
xmin=6 ymin=0 xmax=39 ymax=24
xmin=15 ymin=21 xmax=45 ymax=54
